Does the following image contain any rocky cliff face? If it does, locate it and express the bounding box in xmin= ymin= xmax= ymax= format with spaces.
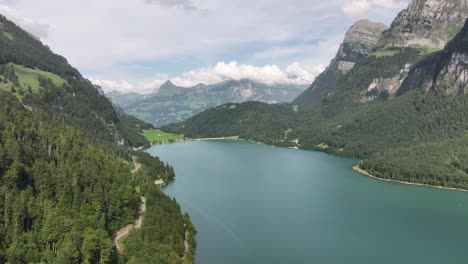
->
xmin=399 ymin=19 xmax=468 ymax=95
xmin=334 ymin=20 xmax=389 ymax=74
xmin=293 ymin=20 xmax=387 ymax=106
xmin=436 ymin=52 xmax=468 ymax=93
xmin=379 ymin=0 xmax=468 ymax=49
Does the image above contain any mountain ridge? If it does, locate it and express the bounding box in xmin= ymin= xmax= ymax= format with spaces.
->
xmin=108 ymin=79 xmax=307 ymax=126
xmin=170 ymin=0 xmax=468 ymax=189
xmin=378 ymin=0 xmax=468 ymax=49
xmin=293 ymin=19 xmax=388 ymax=106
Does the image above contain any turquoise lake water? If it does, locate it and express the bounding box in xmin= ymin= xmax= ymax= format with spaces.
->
xmin=146 ymin=140 xmax=468 ymax=264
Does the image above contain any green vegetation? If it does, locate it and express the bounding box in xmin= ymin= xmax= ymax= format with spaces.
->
xmin=171 ymin=20 xmax=468 ymax=190
xmin=353 ymin=165 xmax=372 ymax=177
xmin=316 ymin=143 xmax=329 ymax=149
xmin=0 ymin=63 xmax=66 ymax=99
xmin=0 ymin=92 xmax=192 ymax=263
xmin=166 ymin=102 xmax=300 ymax=146
xmin=9 ymin=63 xmax=66 ymax=90
xmin=121 ymin=190 xmax=196 ymax=264
xmin=143 ymin=129 xmax=184 ymax=143
xmin=0 ymin=14 xmax=148 ymax=148
xmin=108 ymin=80 xmax=306 ymax=127
xmin=370 ymin=48 xmax=400 ymax=58
xmin=0 ymin=14 xmax=195 ymax=263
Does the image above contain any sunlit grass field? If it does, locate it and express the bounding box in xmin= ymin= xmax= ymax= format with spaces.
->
xmin=142 ymin=129 xmax=184 ymax=143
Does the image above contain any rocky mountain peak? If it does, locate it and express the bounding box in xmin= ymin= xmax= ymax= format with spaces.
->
xmin=334 ymin=20 xmax=388 ymax=74
xmin=378 ymin=0 xmax=468 ymax=49
xmin=160 ymin=80 xmax=176 ymax=88
xmin=344 ymin=19 xmax=389 ymax=44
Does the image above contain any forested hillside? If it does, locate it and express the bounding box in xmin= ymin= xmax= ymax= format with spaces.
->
xmin=171 ymin=0 xmax=468 ymax=190
xmin=0 ymin=14 xmax=148 ymax=147
xmin=0 ymin=92 xmax=192 ymax=263
xmin=0 ymin=14 xmax=194 ymax=263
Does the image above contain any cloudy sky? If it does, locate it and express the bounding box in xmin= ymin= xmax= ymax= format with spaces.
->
xmin=0 ymin=0 xmax=409 ymax=93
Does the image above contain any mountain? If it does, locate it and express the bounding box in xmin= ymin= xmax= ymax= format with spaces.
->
xmin=107 ymin=79 xmax=306 ymax=127
xmin=293 ymin=20 xmax=388 ymax=107
xmin=399 ymin=17 xmax=468 ymax=95
xmin=377 ymin=0 xmax=468 ymax=49
xmin=169 ymin=0 xmax=468 ymax=189
xmin=0 ymin=14 xmax=154 ymax=147
xmin=106 ymin=90 xmax=146 ymax=108
xmin=0 ymin=15 xmax=195 ymax=263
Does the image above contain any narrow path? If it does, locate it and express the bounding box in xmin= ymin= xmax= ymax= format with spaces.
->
xmin=113 ymin=157 xmax=145 ymax=252
xmin=180 ymin=229 xmax=190 ymax=261
xmin=184 ymin=230 xmax=189 ymax=252
xmin=112 ymin=197 xmax=146 ymax=252
xmin=131 ymin=156 xmax=142 ymax=174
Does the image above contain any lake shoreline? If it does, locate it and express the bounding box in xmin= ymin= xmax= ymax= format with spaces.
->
xmin=151 ymin=138 xmax=468 ymax=193
xmin=148 ymin=140 xmax=468 ymax=264
xmin=149 ymin=136 xmax=241 ymax=145
xmin=352 ymin=164 xmax=468 ymax=193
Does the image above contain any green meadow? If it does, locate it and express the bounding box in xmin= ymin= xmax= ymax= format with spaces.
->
xmin=142 ymin=129 xmax=184 ymax=143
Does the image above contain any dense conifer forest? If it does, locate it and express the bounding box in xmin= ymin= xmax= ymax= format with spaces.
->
xmin=0 ymin=14 xmax=195 ymax=263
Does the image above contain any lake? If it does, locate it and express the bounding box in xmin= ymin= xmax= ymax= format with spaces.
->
xmin=146 ymin=140 xmax=468 ymax=264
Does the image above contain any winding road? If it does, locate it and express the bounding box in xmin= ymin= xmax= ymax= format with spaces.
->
xmin=112 ymin=157 xmax=146 ymax=252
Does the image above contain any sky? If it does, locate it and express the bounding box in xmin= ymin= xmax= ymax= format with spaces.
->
xmin=0 ymin=0 xmax=409 ymax=94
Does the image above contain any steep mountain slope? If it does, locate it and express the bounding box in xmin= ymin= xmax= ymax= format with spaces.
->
xmin=399 ymin=18 xmax=468 ymax=95
xmin=327 ymin=20 xmax=468 ymax=185
xmin=107 ymin=79 xmax=306 ymax=126
xmin=0 ymin=14 xmax=148 ymax=147
xmin=378 ymin=0 xmax=468 ymax=49
xmin=293 ymin=19 xmax=388 ymax=107
xmin=171 ymin=0 xmax=468 ymax=189
xmin=0 ymin=15 xmax=194 ymax=263
xmin=297 ymin=0 xmax=468 ymax=109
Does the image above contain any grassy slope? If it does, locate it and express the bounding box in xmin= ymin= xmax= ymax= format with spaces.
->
xmin=0 ymin=63 xmax=66 ymax=98
xmin=11 ymin=63 xmax=66 ymax=90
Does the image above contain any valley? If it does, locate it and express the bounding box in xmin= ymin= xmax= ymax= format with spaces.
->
xmin=107 ymin=80 xmax=306 ymax=127
xmin=1 ymin=0 xmax=468 ymax=263
xmin=169 ymin=0 xmax=468 ymax=191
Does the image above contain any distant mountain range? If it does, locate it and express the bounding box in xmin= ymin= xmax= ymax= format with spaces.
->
xmin=106 ymin=79 xmax=307 ymax=126
xmin=169 ymin=0 xmax=468 ymax=190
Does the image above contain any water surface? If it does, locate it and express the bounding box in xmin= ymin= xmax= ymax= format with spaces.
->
xmin=147 ymin=140 xmax=468 ymax=264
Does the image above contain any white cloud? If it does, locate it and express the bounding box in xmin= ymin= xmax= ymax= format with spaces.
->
xmin=90 ymin=79 xmax=136 ymax=93
xmin=91 ymin=75 xmax=170 ymax=94
xmin=93 ymin=61 xmax=326 ymax=94
xmin=0 ymin=5 xmax=49 ymax=38
xmin=145 ymin=0 xmax=198 ymax=11
xmin=172 ymin=61 xmax=325 ymax=87
xmin=0 ymin=1 xmax=367 ymax=74
xmin=342 ymin=0 xmax=407 ymax=18
xmin=0 ymin=0 xmax=408 ymax=89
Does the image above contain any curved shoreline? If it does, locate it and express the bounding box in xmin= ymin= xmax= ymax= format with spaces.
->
xmin=149 ymin=139 xmax=468 ymax=193
xmin=352 ymin=164 xmax=468 ymax=193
